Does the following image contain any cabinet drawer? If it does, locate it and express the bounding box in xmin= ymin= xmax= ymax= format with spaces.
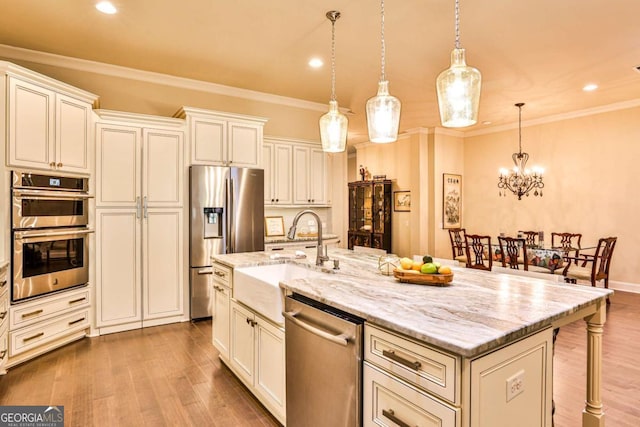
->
xmin=0 ymin=291 xmax=8 ymax=331
xmin=365 ymin=324 xmax=460 ymax=404
xmin=212 ymin=263 xmax=232 ymax=288
xmin=10 ymin=287 xmax=91 ymax=329
xmin=10 ymin=309 xmax=89 ymax=356
xmin=364 ymin=362 xmax=459 ymax=427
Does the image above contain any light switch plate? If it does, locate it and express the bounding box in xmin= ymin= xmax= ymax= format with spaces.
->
xmin=506 ymin=370 xmax=525 ymax=402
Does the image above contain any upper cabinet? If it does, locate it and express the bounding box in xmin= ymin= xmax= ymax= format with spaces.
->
xmin=175 ymin=107 xmax=267 ymax=168
xmin=3 ymin=62 xmax=99 ymax=174
xmin=263 ymin=137 xmax=330 ymax=207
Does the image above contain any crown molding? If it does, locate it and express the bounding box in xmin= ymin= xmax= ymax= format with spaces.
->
xmin=465 ymin=99 xmax=640 ymax=137
xmin=0 ymin=43 xmax=332 ymax=113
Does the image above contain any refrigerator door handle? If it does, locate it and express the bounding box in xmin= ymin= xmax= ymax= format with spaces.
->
xmin=225 ymin=177 xmax=232 ymax=253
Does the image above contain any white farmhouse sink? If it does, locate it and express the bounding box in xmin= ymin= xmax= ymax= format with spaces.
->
xmin=234 ymin=263 xmax=327 ymax=325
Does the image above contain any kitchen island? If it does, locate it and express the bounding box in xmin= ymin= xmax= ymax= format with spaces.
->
xmin=212 ymin=248 xmax=611 ymax=427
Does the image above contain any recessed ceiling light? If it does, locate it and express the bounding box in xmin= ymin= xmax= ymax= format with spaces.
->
xmin=583 ymin=83 xmax=598 ymax=92
xmin=308 ymin=58 xmax=323 ymax=68
xmin=96 ymin=1 xmax=117 ymax=14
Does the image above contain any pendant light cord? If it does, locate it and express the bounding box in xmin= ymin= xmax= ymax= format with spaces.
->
xmin=517 ymin=103 xmax=524 ymax=153
xmin=380 ymin=0 xmax=386 ymax=81
xmin=331 ymin=14 xmax=337 ymax=101
xmin=454 ymin=0 xmax=461 ymax=49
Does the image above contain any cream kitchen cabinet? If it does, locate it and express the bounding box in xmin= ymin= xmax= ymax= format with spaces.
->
xmin=94 ymin=111 xmax=185 ymax=334
xmin=263 ymin=139 xmax=293 ymax=205
xmin=211 ymin=262 xmax=232 ymax=361
xmin=3 ymin=63 xmax=98 ymax=174
xmin=0 ymin=264 xmax=8 ymax=374
xmin=175 ymin=107 xmax=267 ymax=167
xmin=293 ymin=143 xmax=329 ymax=205
xmin=229 ymin=299 xmax=286 ymax=425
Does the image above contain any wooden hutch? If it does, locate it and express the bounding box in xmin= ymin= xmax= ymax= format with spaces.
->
xmin=347 ymin=180 xmax=392 ymax=252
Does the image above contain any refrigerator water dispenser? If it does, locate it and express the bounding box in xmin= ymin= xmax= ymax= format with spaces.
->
xmin=203 ymin=207 xmax=223 ymax=238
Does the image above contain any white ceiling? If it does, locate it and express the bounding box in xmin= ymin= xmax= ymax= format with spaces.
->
xmin=1 ymin=0 xmax=639 ymax=144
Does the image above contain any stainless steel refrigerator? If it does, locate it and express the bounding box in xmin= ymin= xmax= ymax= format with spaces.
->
xmin=189 ymin=165 xmax=265 ymax=319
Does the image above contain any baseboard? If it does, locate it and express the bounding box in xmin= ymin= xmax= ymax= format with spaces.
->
xmin=609 ymin=280 xmax=640 ymax=294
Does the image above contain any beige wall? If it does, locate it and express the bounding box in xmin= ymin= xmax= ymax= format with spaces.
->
xmin=464 ymin=106 xmax=640 ymax=285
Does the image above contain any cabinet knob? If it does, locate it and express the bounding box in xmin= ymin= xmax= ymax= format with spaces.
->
xmin=57 ymin=162 xmax=63 ymax=167
xmin=49 ymin=162 xmax=56 ymax=168
xmin=271 ymin=199 xmax=275 ymax=202
xmin=275 ymin=199 xmax=279 ymax=202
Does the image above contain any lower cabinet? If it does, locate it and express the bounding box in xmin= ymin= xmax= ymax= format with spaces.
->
xmin=364 ymin=323 xmax=553 ymax=427
xmin=5 ymin=287 xmax=91 ymax=370
xmin=212 ymin=281 xmax=231 ymax=361
xmin=364 ymin=362 xmax=459 ymax=427
xmin=229 ymin=300 xmax=286 ymax=424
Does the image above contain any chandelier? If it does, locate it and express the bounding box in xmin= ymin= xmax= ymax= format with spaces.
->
xmin=319 ymin=10 xmax=348 ymax=152
xmin=498 ymin=103 xmax=544 ymax=199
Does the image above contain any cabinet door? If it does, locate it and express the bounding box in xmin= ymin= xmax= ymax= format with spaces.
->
xmin=263 ymin=142 xmax=274 ymax=204
xmin=142 ymin=128 xmax=184 ymax=207
xmin=7 ymin=77 xmax=55 ymax=170
xmin=228 ymin=121 xmax=262 ymax=167
xmin=142 ymin=209 xmax=184 ymax=322
xmin=254 ymin=318 xmax=286 ymax=420
xmin=95 ymin=209 xmax=142 ymax=328
xmin=292 ymin=145 xmax=310 ymax=205
xmin=308 ymin=147 xmax=327 ymax=204
xmin=212 ymin=283 xmax=231 ymax=360
xmin=96 ymin=123 xmax=142 ymax=207
xmin=190 ymin=116 xmax=226 ymax=165
xmin=230 ymin=301 xmax=255 ymax=385
xmin=273 ymin=143 xmax=293 ymax=204
xmin=55 ymin=93 xmax=92 ymax=173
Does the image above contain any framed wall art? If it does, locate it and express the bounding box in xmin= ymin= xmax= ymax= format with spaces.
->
xmin=393 ymin=191 xmax=411 ymax=212
xmin=443 ymin=173 xmax=462 ymax=229
xmin=264 ymin=216 xmax=285 ymax=237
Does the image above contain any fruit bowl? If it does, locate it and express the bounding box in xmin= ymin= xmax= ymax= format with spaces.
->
xmin=393 ymin=268 xmax=454 ymax=286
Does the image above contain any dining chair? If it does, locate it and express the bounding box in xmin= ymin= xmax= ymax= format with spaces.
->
xmin=550 ymin=232 xmax=582 ymax=259
xmin=519 ymin=231 xmax=541 ymax=247
xmin=561 ymin=237 xmax=617 ymax=297
xmin=464 ymin=234 xmax=492 ymax=271
xmin=448 ymin=228 xmax=467 ymax=265
xmin=498 ymin=236 xmax=550 ymax=273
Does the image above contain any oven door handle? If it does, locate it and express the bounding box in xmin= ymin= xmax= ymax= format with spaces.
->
xmin=14 ymin=228 xmax=95 ymax=242
xmin=13 ymin=189 xmax=93 ymax=199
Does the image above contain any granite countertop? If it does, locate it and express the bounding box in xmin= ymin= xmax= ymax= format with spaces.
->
xmin=212 ymin=248 xmax=612 ymax=358
xmin=264 ymin=233 xmax=339 ymax=245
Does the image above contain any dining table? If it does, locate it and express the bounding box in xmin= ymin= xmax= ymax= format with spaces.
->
xmin=490 ymin=241 xmax=595 ymax=273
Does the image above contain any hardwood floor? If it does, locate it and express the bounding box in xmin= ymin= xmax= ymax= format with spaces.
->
xmin=0 ymin=291 xmax=638 ymax=426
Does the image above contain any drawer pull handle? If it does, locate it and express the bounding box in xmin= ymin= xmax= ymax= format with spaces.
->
xmin=69 ymin=298 xmax=86 ymax=305
xmin=23 ymin=332 xmax=45 ymax=342
xmin=382 ymin=349 xmax=422 ymax=371
xmin=382 ymin=409 xmax=413 ymax=427
xmin=214 ymin=271 xmax=226 ymax=278
xmin=22 ymin=309 xmax=44 ymax=319
xmin=0 ymin=280 xmax=6 ymax=288
xmin=214 ymin=285 xmax=225 ymax=292
xmin=0 ymin=311 xmax=6 ymax=320
xmin=68 ymin=317 xmax=86 ymax=326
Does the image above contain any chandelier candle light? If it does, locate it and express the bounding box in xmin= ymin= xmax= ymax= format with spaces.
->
xmin=319 ymin=10 xmax=348 ymax=153
xmin=366 ymin=0 xmax=401 ymax=143
xmin=498 ymin=103 xmax=544 ymax=199
xmin=436 ymin=0 xmax=481 ymax=128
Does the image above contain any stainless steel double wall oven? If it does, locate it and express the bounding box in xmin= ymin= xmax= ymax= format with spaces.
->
xmin=11 ymin=172 xmax=92 ymax=302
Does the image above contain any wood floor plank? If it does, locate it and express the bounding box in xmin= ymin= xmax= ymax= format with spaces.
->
xmin=0 ymin=291 xmax=638 ymax=426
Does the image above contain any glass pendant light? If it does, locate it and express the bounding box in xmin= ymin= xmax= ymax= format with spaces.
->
xmin=436 ymin=0 xmax=481 ymax=128
xmin=319 ymin=11 xmax=348 ymax=153
xmin=366 ymin=0 xmax=401 ymax=143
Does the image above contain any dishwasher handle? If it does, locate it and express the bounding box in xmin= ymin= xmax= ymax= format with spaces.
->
xmin=283 ymin=310 xmax=349 ymax=347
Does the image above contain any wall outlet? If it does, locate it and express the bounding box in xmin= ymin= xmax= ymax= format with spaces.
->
xmin=506 ymin=370 xmax=525 ymax=402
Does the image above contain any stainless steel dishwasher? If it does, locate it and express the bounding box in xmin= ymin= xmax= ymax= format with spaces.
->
xmin=284 ymin=293 xmax=364 ymax=427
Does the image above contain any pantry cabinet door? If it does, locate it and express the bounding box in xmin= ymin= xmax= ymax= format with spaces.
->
xmin=142 ymin=128 xmax=184 ymax=207
xmin=95 ymin=123 xmax=142 ymax=207
xmin=142 ymin=209 xmax=184 ymax=322
xmin=95 ymin=209 xmax=142 ymax=328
